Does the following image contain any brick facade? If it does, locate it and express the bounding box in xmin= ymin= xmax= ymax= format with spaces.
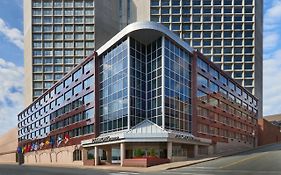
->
xmin=258 ymin=119 xmax=281 ymax=146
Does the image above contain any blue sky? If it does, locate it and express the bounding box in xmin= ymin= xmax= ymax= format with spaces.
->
xmin=0 ymin=0 xmax=280 ymax=135
xmin=0 ymin=0 xmax=23 ymax=65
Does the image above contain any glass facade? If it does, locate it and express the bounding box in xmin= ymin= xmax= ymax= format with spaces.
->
xmin=146 ymin=38 xmax=163 ymax=126
xmin=99 ymin=39 xmax=129 ymax=133
xmin=164 ymin=39 xmax=192 ymax=132
xmin=130 ymin=38 xmax=147 ymax=127
xmin=99 ymin=36 xmax=192 ymax=133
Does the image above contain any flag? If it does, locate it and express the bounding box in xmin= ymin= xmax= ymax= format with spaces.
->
xmin=26 ymin=144 xmax=30 ymax=152
xmin=17 ymin=147 xmax=22 ymax=154
xmin=34 ymin=143 xmax=39 ymax=151
xmin=30 ymin=143 xmax=34 ymax=152
xmin=22 ymin=145 xmax=26 ymax=153
xmin=57 ymin=136 xmax=63 ymax=147
xmin=64 ymin=134 xmax=70 ymax=144
xmin=50 ymin=138 xmax=55 ymax=148
xmin=40 ymin=142 xmax=44 ymax=149
xmin=45 ymin=140 xmax=50 ymax=146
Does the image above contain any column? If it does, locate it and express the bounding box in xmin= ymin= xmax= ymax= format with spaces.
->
xmin=167 ymin=142 xmax=172 ymax=160
xmin=194 ymin=145 xmax=198 ymax=158
xmin=207 ymin=145 xmax=214 ymax=155
xmin=106 ymin=148 xmax=112 ymax=164
xmin=82 ymin=149 xmax=87 ymax=165
xmin=120 ymin=143 xmax=125 ymax=167
xmin=94 ymin=146 xmax=99 ymax=166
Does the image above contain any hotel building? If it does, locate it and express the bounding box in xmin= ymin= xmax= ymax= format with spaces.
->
xmin=18 ymin=22 xmax=258 ymax=167
xmin=24 ymin=0 xmax=263 ymax=117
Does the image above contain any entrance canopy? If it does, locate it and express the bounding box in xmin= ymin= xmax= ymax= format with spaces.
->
xmin=81 ymin=120 xmax=211 ymax=148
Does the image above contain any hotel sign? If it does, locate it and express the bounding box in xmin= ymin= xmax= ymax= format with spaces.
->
xmin=174 ymin=134 xmax=200 ymax=142
xmin=92 ymin=136 xmax=121 ymax=144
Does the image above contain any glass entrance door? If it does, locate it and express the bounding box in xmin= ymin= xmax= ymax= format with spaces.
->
xmin=112 ymin=147 xmax=120 ymax=164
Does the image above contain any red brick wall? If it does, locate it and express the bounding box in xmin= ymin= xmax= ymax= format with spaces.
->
xmin=258 ymin=119 xmax=281 ymax=146
xmin=123 ymin=158 xmax=170 ymax=167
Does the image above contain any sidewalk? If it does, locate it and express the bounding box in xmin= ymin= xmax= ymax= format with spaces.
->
xmin=21 ymin=155 xmax=226 ymax=173
xmin=21 ymin=156 xmax=221 ymax=173
xmin=88 ymin=156 xmax=221 ymax=173
xmin=21 ymin=148 xmax=253 ymax=173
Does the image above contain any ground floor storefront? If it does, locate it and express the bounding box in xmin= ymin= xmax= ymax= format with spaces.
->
xmin=82 ymin=141 xmax=215 ymax=167
xmin=81 ymin=120 xmax=213 ymax=167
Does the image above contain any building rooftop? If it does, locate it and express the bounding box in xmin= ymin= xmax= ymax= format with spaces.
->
xmin=265 ymin=114 xmax=281 ymax=122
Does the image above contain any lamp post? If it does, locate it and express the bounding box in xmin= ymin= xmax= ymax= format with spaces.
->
xmin=252 ymin=130 xmax=256 ymax=148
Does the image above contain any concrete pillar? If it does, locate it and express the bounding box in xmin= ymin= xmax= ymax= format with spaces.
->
xmin=167 ymin=142 xmax=172 ymax=160
xmin=120 ymin=143 xmax=125 ymax=167
xmin=106 ymin=148 xmax=112 ymax=164
xmin=82 ymin=149 xmax=87 ymax=165
xmin=208 ymin=145 xmax=214 ymax=155
xmin=194 ymin=145 xmax=198 ymax=158
xmin=94 ymin=146 xmax=99 ymax=166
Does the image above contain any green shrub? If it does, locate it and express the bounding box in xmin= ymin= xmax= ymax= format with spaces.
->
xmin=149 ymin=148 xmax=156 ymax=157
xmin=134 ymin=148 xmax=144 ymax=157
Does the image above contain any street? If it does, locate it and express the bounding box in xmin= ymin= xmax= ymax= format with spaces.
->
xmin=149 ymin=143 xmax=281 ymax=175
xmin=0 ymin=143 xmax=281 ymax=175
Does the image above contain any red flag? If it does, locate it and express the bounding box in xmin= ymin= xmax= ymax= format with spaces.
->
xmin=27 ymin=144 xmax=32 ymax=152
xmin=64 ymin=134 xmax=70 ymax=144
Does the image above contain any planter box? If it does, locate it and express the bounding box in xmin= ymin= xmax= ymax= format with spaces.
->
xmin=83 ymin=159 xmax=95 ymax=166
xmin=123 ymin=157 xmax=170 ymax=167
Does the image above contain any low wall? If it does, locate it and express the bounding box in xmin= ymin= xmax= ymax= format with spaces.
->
xmin=24 ymin=145 xmax=82 ymax=166
xmin=0 ymin=152 xmax=16 ymax=163
xmin=258 ymin=119 xmax=281 ymax=146
xmin=83 ymin=159 xmax=95 ymax=166
xmin=123 ymin=158 xmax=170 ymax=167
xmin=216 ymin=139 xmax=253 ymax=154
xmin=0 ymin=128 xmax=17 ymax=163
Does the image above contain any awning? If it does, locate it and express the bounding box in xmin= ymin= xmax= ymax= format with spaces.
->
xmin=81 ymin=120 xmax=211 ymax=147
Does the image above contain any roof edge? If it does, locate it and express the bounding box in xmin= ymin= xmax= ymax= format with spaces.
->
xmin=96 ymin=21 xmax=194 ymax=55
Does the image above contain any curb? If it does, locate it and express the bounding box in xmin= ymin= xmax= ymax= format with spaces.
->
xmin=166 ymin=157 xmax=221 ymax=170
xmin=165 ymin=148 xmax=257 ymax=170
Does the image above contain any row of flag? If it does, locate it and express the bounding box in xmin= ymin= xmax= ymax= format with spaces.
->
xmin=17 ymin=134 xmax=70 ymax=154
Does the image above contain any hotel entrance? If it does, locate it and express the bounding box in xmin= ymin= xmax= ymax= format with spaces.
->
xmin=83 ymin=142 xmax=170 ymax=167
xmin=81 ymin=120 xmax=212 ymax=167
xmin=97 ymin=144 xmax=121 ymax=165
xmin=83 ymin=144 xmax=121 ymax=166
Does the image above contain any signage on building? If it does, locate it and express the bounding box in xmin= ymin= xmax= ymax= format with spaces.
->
xmin=174 ymin=134 xmax=200 ymax=142
xmin=92 ymin=136 xmax=120 ymax=144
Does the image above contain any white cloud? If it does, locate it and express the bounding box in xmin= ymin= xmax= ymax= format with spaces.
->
xmin=0 ymin=18 xmax=23 ymax=50
xmin=0 ymin=58 xmax=24 ymax=135
xmin=263 ymin=0 xmax=281 ymax=116
xmin=263 ymin=0 xmax=281 ymax=51
xmin=265 ymin=0 xmax=281 ymax=19
xmin=263 ymin=32 xmax=279 ymax=51
xmin=263 ymin=49 xmax=281 ymax=116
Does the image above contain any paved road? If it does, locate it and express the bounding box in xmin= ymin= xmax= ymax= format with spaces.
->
xmin=0 ymin=164 xmax=140 ymax=175
xmin=1 ymin=143 xmax=281 ymax=175
xmin=148 ymin=143 xmax=281 ymax=175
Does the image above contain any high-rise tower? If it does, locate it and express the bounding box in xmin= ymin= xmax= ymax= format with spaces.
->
xmin=24 ymin=0 xmax=121 ymax=105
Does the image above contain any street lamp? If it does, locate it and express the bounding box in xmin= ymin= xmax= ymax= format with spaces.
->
xmin=252 ymin=130 xmax=256 ymax=148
